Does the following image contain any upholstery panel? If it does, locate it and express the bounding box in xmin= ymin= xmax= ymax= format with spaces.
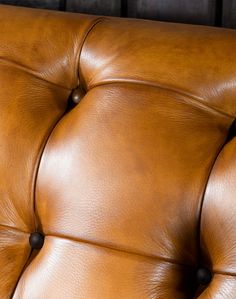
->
xmin=80 ymin=19 xmax=236 ymax=116
xmin=0 ymin=4 xmax=236 ymax=298
xmin=36 ymin=84 xmax=231 ymax=268
xmin=0 ymin=7 xmax=106 ymax=296
xmin=197 ymin=274 xmax=236 ymax=298
xmin=201 ymin=138 xmax=236 ymax=273
xmin=0 ymin=65 xmax=69 ymax=231
xmin=0 ymin=226 xmax=30 ymax=299
xmin=0 ymin=4 xmax=101 ymax=89
xmin=13 ymin=236 xmax=195 ymax=298
xmin=0 ymin=65 xmax=69 ymax=297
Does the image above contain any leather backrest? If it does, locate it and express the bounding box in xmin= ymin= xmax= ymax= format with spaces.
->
xmin=1 ymin=4 xmax=236 ymax=298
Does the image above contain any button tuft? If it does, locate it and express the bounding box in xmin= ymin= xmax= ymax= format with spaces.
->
xmin=72 ymin=87 xmax=85 ymax=104
xmin=29 ymin=232 xmax=45 ymax=250
xmin=196 ymin=267 xmax=212 ymax=285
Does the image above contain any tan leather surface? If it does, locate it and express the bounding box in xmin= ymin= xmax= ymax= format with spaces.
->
xmin=1 ymin=3 xmax=236 ymax=298
xmin=0 ymin=4 xmax=100 ymax=89
xmin=0 ymin=5 xmax=102 ymax=298
xmin=200 ymin=138 xmax=236 ymax=295
xmin=0 ymin=227 xmax=29 ymax=299
xmin=197 ymin=275 xmax=236 ymax=298
xmin=33 ymin=83 xmax=230 ymax=298
xmin=35 ymin=84 xmax=230 ymax=265
xmin=13 ymin=236 xmax=195 ymax=299
xmin=0 ymin=66 xmax=69 ymax=297
xmin=80 ymin=18 xmax=236 ymax=116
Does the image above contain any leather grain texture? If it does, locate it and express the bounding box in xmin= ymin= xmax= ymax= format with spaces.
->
xmin=0 ymin=4 xmax=100 ymax=297
xmin=1 ymin=4 xmax=236 ymax=298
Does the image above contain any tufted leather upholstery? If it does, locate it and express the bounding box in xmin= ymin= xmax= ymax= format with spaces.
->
xmin=1 ymin=4 xmax=236 ymax=298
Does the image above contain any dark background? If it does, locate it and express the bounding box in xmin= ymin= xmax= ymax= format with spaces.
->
xmin=0 ymin=0 xmax=236 ymax=29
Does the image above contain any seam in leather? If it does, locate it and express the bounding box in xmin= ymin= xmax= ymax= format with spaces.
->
xmin=0 ymin=224 xmax=29 ymax=234
xmin=77 ymin=17 xmax=109 ymax=90
xmin=196 ymin=131 xmax=232 ymax=269
xmin=214 ymin=270 xmax=236 ymax=278
xmin=31 ymin=109 xmax=70 ymax=231
xmin=46 ymin=234 xmax=194 ymax=269
xmin=10 ymin=108 xmax=70 ymax=298
xmin=0 ymin=57 xmax=71 ymax=91
xmin=88 ymin=79 xmax=235 ymax=119
xmin=10 ymin=248 xmax=33 ymax=299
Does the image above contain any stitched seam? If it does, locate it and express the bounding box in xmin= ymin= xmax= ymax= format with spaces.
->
xmin=9 ymin=108 xmax=70 ymax=298
xmin=196 ymin=136 xmax=230 ymax=268
xmin=0 ymin=224 xmax=29 ymax=234
xmin=88 ymin=79 xmax=234 ymax=119
xmin=77 ymin=18 xmax=109 ymax=90
xmin=46 ymin=233 xmax=194 ymax=268
xmin=30 ymin=108 xmax=70 ymax=232
xmin=0 ymin=58 xmax=71 ymax=91
xmin=1 ymin=18 xmax=108 ymax=91
xmin=74 ymin=17 xmax=108 ymax=87
xmin=214 ymin=270 xmax=236 ymax=278
xmin=10 ymin=248 xmax=32 ymax=298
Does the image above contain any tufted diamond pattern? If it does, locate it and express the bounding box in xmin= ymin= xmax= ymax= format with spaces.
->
xmin=1 ymin=4 xmax=236 ymax=299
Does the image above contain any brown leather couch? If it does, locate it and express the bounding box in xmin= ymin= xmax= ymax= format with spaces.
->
xmin=1 ymin=4 xmax=236 ymax=298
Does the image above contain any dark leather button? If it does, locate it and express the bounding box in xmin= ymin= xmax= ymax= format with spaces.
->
xmin=72 ymin=87 xmax=85 ymax=104
xmin=196 ymin=267 xmax=212 ymax=285
xmin=29 ymin=232 xmax=45 ymax=250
